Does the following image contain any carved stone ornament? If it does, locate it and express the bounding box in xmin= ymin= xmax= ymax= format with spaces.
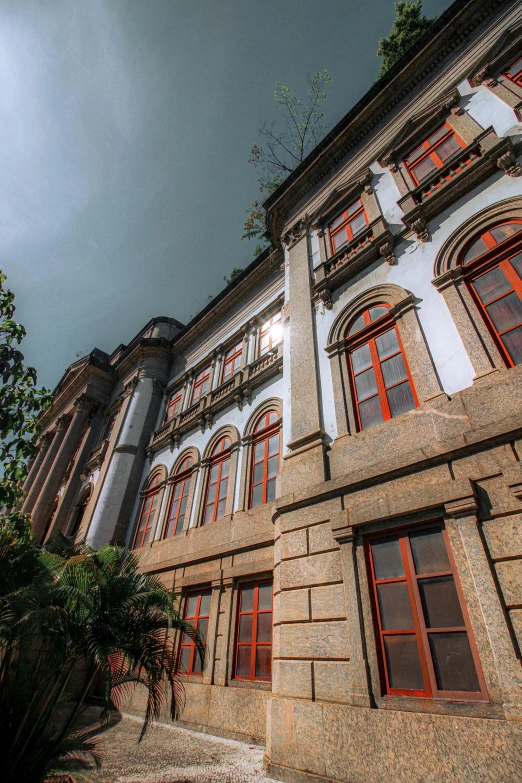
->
xmin=172 ymin=431 xmax=181 ymax=451
xmin=379 ymin=241 xmax=396 ymax=266
xmin=358 ymin=169 xmax=373 ymax=194
xmin=497 ymin=150 xmax=521 ymax=178
xmin=198 ymin=414 xmax=206 ymax=434
xmin=410 ymin=216 xmax=430 ymax=242
xmin=75 ymin=393 xmax=98 ymax=413
xmin=234 ymin=392 xmax=243 ymax=411
xmin=243 ymin=384 xmax=252 ymax=406
xmin=475 ymin=66 xmax=498 ymax=87
xmin=450 ymin=105 xmax=465 ymax=116
xmin=282 ymin=214 xmax=310 ymax=247
xmin=318 ymin=288 xmax=333 ymax=310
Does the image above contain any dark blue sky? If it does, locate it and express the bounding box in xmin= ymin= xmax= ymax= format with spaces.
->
xmin=1 ymin=0 xmax=451 ymax=389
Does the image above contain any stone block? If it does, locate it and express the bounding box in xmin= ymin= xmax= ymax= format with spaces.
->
xmin=311 ymin=584 xmax=346 ymax=620
xmin=482 ymin=515 xmax=522 ymax=560
xmin=178 ymin=681 xmax=211 ymax=727
xmin=495 ymin=559 xmax=522 ymax=607
xmin=308 ymin=521 xmax=337 ymax=554
xmin=509 ymin=608 xmax=522 ymax=649
xmin=273 ymin=660 xmax=313 ymax=699
xmin=279 ymin=588 xmax=310 ymax=622
xmin=207 ymin=684 xmax=268 ymax=741
xmin=314 ymin=661 xmax=350 ymax=702
xmin=279 ymin=620 xmax=348 ymax=659
xmin=281 ymin=528 xmax=308 ymax=560
xmin=279 ymin=550 xmax=342 ymax=590
xmin=270 ymin=696 xmax=326 ymax=776
xmin=233 ymin=545 xmax=272 ymax=566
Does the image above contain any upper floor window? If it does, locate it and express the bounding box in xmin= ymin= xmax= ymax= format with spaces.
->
xmin=222 ymin=340 xmax=242 ymax=382
xmin=461 ymin=221 xmax=522 ymax=367
xmin=165 ymin=388 xmax=183 ymax=422
xmin=202 ymin=436 xmax=231 ymax=525
xmin=164 ymin=456 xmax=193 ymax=538
xmin=133 ymin=472 xmax=162 ymax=549
xmin=191 ymin=365 xmax=211 ymax=405
xmin=250 ymin=411 xmax=280 ymax=509
xmin=504 ymin=53 xmax=522 ymax=87
xmin=179 ymin=591 xmax=211 ymax=676
xmin=234 ymin=582 xmax=273 ymax=681
xmin=347 ymin=305 xmax=418 ymax=431
xmin=366 ymin=523 xmax=486 ymax=700
xmin=101 ymin=412 xmax=117 ymax=443
xmin=70 ymin=486 xmax=92 ymax=536
xmin=328 ymin=198 xmax=368 ymax=253
xmin=404 ymin=123 xmax=466 ymax=185
xmin=259 ymin=311 xmax=283 ymax=357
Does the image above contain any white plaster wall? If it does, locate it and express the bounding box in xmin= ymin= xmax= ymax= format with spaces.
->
xmin=458 ymin=80 xmax=522 ymax=139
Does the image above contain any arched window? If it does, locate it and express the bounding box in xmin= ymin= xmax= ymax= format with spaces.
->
xmin=164 ymin=456 xmax=194 ymax=538
xmin=459 ymin=221 xmax=522 ymax=367
xmin=347 ymin=305 xmax=418 ymax=431
xmin=202 ymin=436 xmax=231 ymax=525
xmin=250 ymin=411 xmax=280 ymax=508
xmin=133 ymin=473 xmax=162 ymax=549
xmin=70 ymin=486 xmax=92 ymax=536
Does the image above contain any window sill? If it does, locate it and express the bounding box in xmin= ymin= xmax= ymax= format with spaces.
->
xmin=375 ymin=693 xmax=503 ymax=720
xmin=228 ymin=678 xmax=272 ymax=691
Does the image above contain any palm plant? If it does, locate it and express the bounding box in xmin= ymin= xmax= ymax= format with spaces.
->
xmin=0 ymin=529 xmax=203 ymax=783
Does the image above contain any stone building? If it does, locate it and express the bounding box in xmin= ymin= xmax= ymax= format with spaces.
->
xmin=22 ymin=0 xmax=522 ymax=779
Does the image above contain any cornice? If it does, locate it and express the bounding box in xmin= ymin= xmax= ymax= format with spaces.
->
xmin=39 ymin=363 xmax=114 ymax=432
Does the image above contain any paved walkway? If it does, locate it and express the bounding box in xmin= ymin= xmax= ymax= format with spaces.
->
xmin=84 ymin=712 xmax=280 ymax=783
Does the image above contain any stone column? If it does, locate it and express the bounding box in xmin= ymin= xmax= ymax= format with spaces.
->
xmin=21 ymin=432 xmax=53 ymax=505
xmin=32 ymin=396 xmax=96 ymax=539
xmin=22 ymin=415 xmax=70 ymax=515
xmin=213 ymin=578 xmax=234 ymax=686
xmin=210 ymin=349 xmax=223 ymax=390
xmin=202 ymin=580 xmax=222 ymax=684
xmin=240 ymin=324 xmax=251 ymax=370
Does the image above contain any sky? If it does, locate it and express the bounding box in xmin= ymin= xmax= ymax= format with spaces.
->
xmin=0 ymin=0 xmax=452 ymax=390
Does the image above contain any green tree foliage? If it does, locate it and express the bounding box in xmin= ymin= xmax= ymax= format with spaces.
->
xmin=224 ymin=267 xmax=244 ymax=285
xmin=377 ymin=1 xmax=435 ymax=77
xmin=243 ymin=70 xmax=332 ymax=252
xmin=0 ymin=537 xmax=204 ymax=783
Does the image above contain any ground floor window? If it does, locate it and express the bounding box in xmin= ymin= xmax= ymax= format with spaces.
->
xmin=179 ymin=591 xmax=211 ymax=675
xmin=234 ymin=582 xmax=272 ymax=681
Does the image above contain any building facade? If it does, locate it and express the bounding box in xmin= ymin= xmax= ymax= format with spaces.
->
xmin=23 ymin=1 xmax=522 ymax=780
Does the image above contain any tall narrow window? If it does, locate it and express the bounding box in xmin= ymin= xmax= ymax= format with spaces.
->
xmin=404 ymin=123 xmax=466 ymax=185
xmin=202 ymin=436 xmax=231 ymax=525
xmin=133 ymin=473 xmax=162 ymax=549
xmin=164 ymin=456 xmax=194 ymax=538
xmin=504 ymin=53 xmax=522 ymax=87
xmin=234 ymin=582 xmax=273 ymax=681
xmin=461 ymin=221 xmax=522 ymax=367
xmin=165 ymin=388 xmax=183 ymax=422
xmin=250 ymin=411 xmax=280 ymax=508
xmin=347 ymin=305 xmax=418 ymax=431
xmin=328 ymin=198 xmax=368 ymax=253
xmin=222 ymin=341 xmax=242 ymax=382
xmin=101 ymin=412 xmax=117 ymax=443
xmin=179 ymin=591 xmax=211 ymax=676
xmin=259 ymin=311 xmax=283 ymax=357
xmin=70 ymin=487 xmax=92 ymax=536
xmin=190 ymin=366 xmax=211 ymax=405
xmin=366 ymin=523 xmax=486 ymax=700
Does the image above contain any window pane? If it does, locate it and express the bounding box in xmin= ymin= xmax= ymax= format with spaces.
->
xmin=142 ymin=527 xmax=152 ymax=546
xmin=490 ymin=223 xmax=522 ymax=244
xmin=355 ymin=367 xmax=378 ymax=401
xmin=371 ymin=535 xmax=404 ymax=580
xmin=503 ymin=325 xmax=522 ymax=365
xmin=236 ymin=646 xmax=252 ymax=677
xmin=419 ymin=576 xmax=464 ymax=628
xmin=409 ymin=527 xmax=450 ymax=574
xmin=180 ymin=646 xmax=191 ymax=672
xmin=349 ymin=211 xmax=367 ymax=237
xmin=175 ymin=514 xmax=185 ymax=536
xmin=412 ymin=156 xmax=437 ymax=182
xmin=427 ymin=125 xmax=448 ymax=146
xmin=253 ymin=441 xmax=264 ymax=462
xmin=347 ymin=199 xmax=362 ymax=216
xmin=351 ymin=342 xmax=372 ymax=373
xmin=330 ymin=213 xmax=344 ymax=230
xmin=197 ymin=618 xmax=209 ymax=642
xmin=429 ymin=633 xmax=480 ymax=692
xmin=384 ymin=635 xmax=424 ymax=690
xmin=473 ymin=266 xmax=511 ymax=304
xmin=436 ymin=136 xmax=461 ymax=163
xmin=203 ymin=505 xmax=214 ymax=525
xmin=377 ymin=582 xmax=414 ymax=630
xmin=387 ymin=382 xmax=415 ymax=418
xmin=178 ymin=494 xmax=188 ymax=515
xmin=253 ymin=462 xmax=265 ymax=485
xmin=239 ymin=614 xmax=253 ymax=642
xmin=251 ymin=483 xmax=263 ymax=508
xmin=257 ymin=613 xmax=272 ymax=642
xmin=206 ymin=483 xmax=217 ymax=503
xmin=507 ymin=56 xmax=522 ymax=77
xmin=510 ymin=252 xmax=522 ymax=279
xmin=221 ymin=458 xmax=230 ymax=479
xmin=241 ymin=587 xmax=254 ymax=612
xmin=255 ymin=647 xmax=272 ymax=679
xmin=258 ymin=584 xmax=272 ymax=611
xmin=268 ymin=434 xmax=279 ymax=456
xmin=267 ymin=456 xmax=279 ymax=479
xmin=375 ymin=328 xmax=399 ymax=360
xmin=486 ymin=292 xmax=522 ymax=333
xmin=406 ymin=143 xmax=424 ymax=165
xmin=359 ymin=395 xmax=384 ymax=430
xmin=463 ymin=237 xmax=489 ymax=264
xmin=369 ymin=306 xmax=388 ymax=322
xmin=192 ymin=648 xmax=203 ymax=673
xmin=348 ymin=314 xmax=365 ymax=336
xmin=186 ymin=595 xmax=198 ymax=617
xmin=200 ymin=592 xmax=211 ymax=616
xmin=381 ymin=353 xmax=408 ymax=388
xmin=209 ymin=464 xmax=219 ymax=483
xmin=216 ymin=497 xmax=226 ymax=519
xmin=266 ymin=478 xmax=277 ymax=503
xmin=333 ymin=230 xmax=348 ymax=251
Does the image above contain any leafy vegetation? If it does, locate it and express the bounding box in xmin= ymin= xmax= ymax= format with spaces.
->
xmin=377 ymin=1 xmax=435 ymax=77
xmin=224 ymin=267 xmax=244 ymax=285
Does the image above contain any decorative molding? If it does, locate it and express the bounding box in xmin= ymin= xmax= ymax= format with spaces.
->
xmin=497 ymin=150 xmax=521 ymax=178
xmin=379 ymin=240 xmax=396 ymax=265
xmin=411 ymin=216 xmax=430 ymax=243
xmin=444 ymin=493 xmax=479 ymax=519
xmin=318 ymin=288 xmax=333 ymax=310
xmin=282 ymin=215 xmax=311 ymax=248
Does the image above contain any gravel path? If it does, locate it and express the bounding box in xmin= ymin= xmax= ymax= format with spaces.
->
xmin=83 ymin=712 xmax=280 ymax=783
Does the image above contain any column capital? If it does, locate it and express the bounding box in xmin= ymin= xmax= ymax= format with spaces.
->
xmin=56 ymin=413 xmax=72 ymax=430
xmin=74 ymin=394 xmax=99 ymax=413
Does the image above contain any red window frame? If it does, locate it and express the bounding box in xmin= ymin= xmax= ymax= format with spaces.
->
xmin=249 ymin=411 xmax=280 ymax=509
xmin=259 ymin=311 xmax=283 ymax=357
xmin=133 ymin=473 xmax=162 ymax=549
xmin=234 ymin=582 xmax=273 ymax=681
xmin=328 ymin=198 xmax=369 ymax=254
xmin=404 ymin=123 xmax=467 ymax=186
xmin=365 ymin=521 xmax=487 ymax=701
xmin=165 ymin=388 xmax=183 ymax=422
xmin=460 ymin=221 xmax=522 ymax=368
xmin=347 ymin=305 xmax=419 ymax=432
xmin=164 ymin=457 xmax=193 ymax=538
xmin=179 ymin=591 xmax=211 ymax=676
xmin=190 ymin=366 xmax=211 ymax=405
xmin=504 ymin=53 xmax=522 ymax=87
xmin=221 ymin=340 xmax=242 ymax=382
xmin=201 ymin=436 xmax=231 ymax=525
